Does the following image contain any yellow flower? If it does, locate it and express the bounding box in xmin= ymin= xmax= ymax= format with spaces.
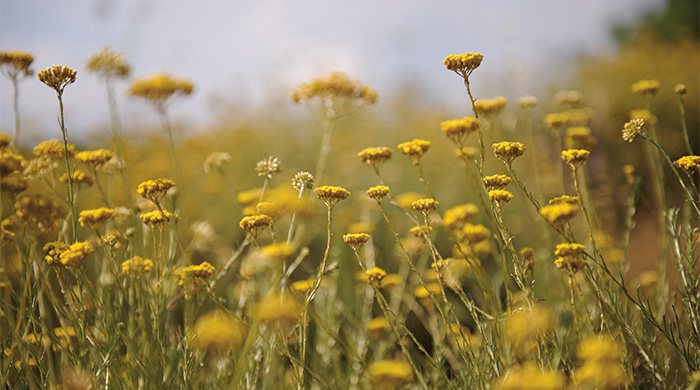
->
xmin=239 ymin=214 xmax=272 ymax=238
xmin=543 ymin=112 xmax=570 ymax=130
xmin=554 ymin=255 xmax=586 ymax=274
xmin=443 ymin=52 xmax=484 ymax=77
xmin=366 ymin=317 xmax=390 ymax=338
xmin=59 ymin=242 xmax=93 ymax=267
xmin=507 ymin=305 xmax=555 ymax=354
xmin=139 ymin=210 xmax=178 ymax=226
xmin=673 ymin=155 xmax=700 ymax=174
xmin=475 ymin=96 xmax=506 ymax=116
xmin=565 ymin=126 xmax=597 ymax=150
xmin=33 ymin=139 xmax=76 ymax=160
xmin=357 ymin=146 xmax=393 ymax=167
xmin=75 ymin=149 xmax=115 ymax=167
xmin=122 ymin=256 xmax=154 ymax=274
xmin=78 ymin=208 xmax=114 ymax=229
xmin=410 ymin=224 xmax=433 ymax=238
xmin=622 ymin=118 xmax=645 ymax=142
xmin=369 ymin=360 xmax=414 ymax=390
xmin=630 ymin=79 xmax=660 ymax=96
xmin=555 ymin=90 xmax=585 ymax=106
xmin=191 ymin=310 xmax=246 ymax=352
xmin=366 ymin=185 xmax=390 ymax=202
xmin=291 ymin=278 xmax=315 ymax=294
xmin=675 ymin=84 xmax=687 ymax=95
xmin=459 ymin=223 xmax=491 ymax=244
xmin=60 ymin=170 xmax=95 ymax=187
xmin=43 ymin=241 xmax=70 ymax=266
xmin=128 ymin=71 xmax=193 ymax=105
xmin=202 ymin=151 xmax=231 ymax=173
xmin=520 ymin=247 xmax=535 ymax=272
xmin=364 ymin=267 xmax=387 ymax=287
xmin=554 ymin=242 xmax=585 ymax=257
xmin=575 ymin=335 xmax=627 ymax=389
xmin=14 ymin=194 xmax=67 ymax=234
xmin=411 ymin=198 xmax=439 ymax=214
xmin=488 ymin=189 xmax=513 ymax=207
xmin=0 ymin=51 xmax=34 ymax=77
xmin=1 ymin=217 xmax=17 ymax=241
xmin=396 ymin=191 xmax=424 ymax=209
xmin=495 ymin=364 xmax=566 ymax=390
xmin=175 ymin=262 xmax=215 ymax=293
xmin=518 ymin=95 xmax=539 ymax=109
xmin=236 ymin=187 xmax=263 ymax=206
xmin=343 ymin=233 xmax=370 ymax=249
xmin=137 ymin=178 xmax=176 ymax=205
xmin=250 ymin=293 xmax=300 ymax=323
xmin=37 ymin=65 xmax=77 ymax=94
xmin=548 ymin=195 xmax=579 ymax=205
xmin=314 ymin=185 xmax=350 ymax=208
xmin=289 ymin=72 xmax=377 ymax=105
xmin=0 ymin=174 xmax=29 ymax=194
xmin=397 ymin=139 xmax=431 ymax=160
xmin=483 ymin=174 xmax=512 ymax=190
xmin=85 ymin=47 xmax=130 ymax=78
xmin=0 ymin=133 xmax=11 ymax=148
xmin=440 ymin=117 xmax=481 ymax=143
xmin=0 ymin=149 xmax=27 ymax=176
xmin=493 ymin=141 xmax=526 ymax=166
xmin=443 ymin=203 xmax=478 ymax=230
xmin=561 ymin=149 xmax=590 ymax=169
xmin=539 ymin=203 xmax=579 ymax=226
xmin=414 ymin=283 xmax=442 ymax=305
xmin=256 ymin=202 xmax=285 ymax=220
xmin=628 ymin=108 xmax=657 ymax=126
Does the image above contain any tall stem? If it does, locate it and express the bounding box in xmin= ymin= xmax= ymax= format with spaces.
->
xmin=11 ymin=76 xmax=20 ymax=150
xmin=58 ymin=92 xmax=77 ymax=242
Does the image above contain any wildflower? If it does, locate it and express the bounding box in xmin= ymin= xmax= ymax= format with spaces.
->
xmin=507 ymin=305 xmax=555 ymax=354
xmin=443 ymin=203 xmax=478 ymax=229
xmin=291 ymin=278 xmax=315 ymax=294
xmin=414 ymin=283 xmax=442 ymax=304
xmin=397 ymin=139 xmax=431 ymax=161
xmin=139 ymin=210 xmax=178 ymax=226
xmin=0 ymin=133 xmax=11 ymax=148
xmin=85 ymin=47 xmax=130 ymax=78
xmin=259 ymin=243 xmax=294 ymax=261
xmin=630 ymin=79 xmax=660 ymax=96
xmin=291 ymin=171 xmax=314 ymax=191
xmin=137 ymin=178 xmax=176 ymax=205
xmin=364 ymin=267 xmax=387 ymax=287
xmin=128 ymin=71 xmax=193 ymax=106
xmin=539 ymin=203 xmax=580 ymax=226
xmin=443 ymin=52 xmax=484 ymax=78
xmin=565 ymin=126 xmax=597 ymax=149
xmin=548 ymin=195 xmax=579 ymax=205
xmin=628 ymin=108 xmax=657 ymax=126
xmin=675 ymin=84 xmax=687 ymax=95
xmin=14 ymin=194 xmax=67 ymax=233
xmin=122 ymin=256 xmax=154 ymax=274
xmin=475 ymin=96 xmax=506 ymax=116
xmin=554 ymin=243 xmax=585 ymax=257
xmin=554 ymin=254 xmax=586 ymax=274
xmin=256 ymin=202 xmax=285 ymax=220
xmin=673 ymin=155 xmax=700 ymax=174
xmin=0 ymin=51 xmax=34 ymax=77
xmin=366 ymin=317 xmax=390 ymax=338
xmin=289 ymin=72 xmax=377 ymax=105
xmin=78 ymin=208 xmax=114 ymax=229
xmin=60 ymin=170 xmax=95 ymax=187
xmin=460 ymin=223 xmax=491 ymax=244
xmin=255 ymin=156 xmax=281 ymax=179
xmin=575 ymin=335 xmax=627 ymax=389
xmin=561 ymin=149 xmax=590 ymax=169
xmin=440 ymin=117 xmax=481 ymax=143
xmin=176 ymin=262 xmax=215 ymax=295
xmin=366 ymin=185 xmax=390 ymax=202
xmin=202 ymin=151 xmax=231 ymax=173
xmin=59 ymin=242 xmax=93 ymax=267
xmin=0 ymin=175 xmax=29 ymax=194
xmin=37 ymin=65 xmax=77 ymax=95
xmin=544 ymin=112 xmax=570 ymax=130
xmin=488 ymin=189 xmax=513 ymax=207
xmin=44 ymin=242 xmax=70 ymax=266
xmin=357 ymin=147 xmax=393 ymax=167
xmin=102 ymin=229 xmax=125 ymax=248
xmin=0 ymin=149 xmax=27 ymax=175
xmin=520 ymin=247 xmax=535 ymax=272
xmin=555 ymin=90 xmax=585 ymax=106
xmin=33 ymin=139 xmax=76 ymax=160
xmin=343 ymin=233 xmax=370 ymax=250
xmin=518 ymin=95 xmax=539 ymax=109
xmin=369 ymin=360 xmax=414 ymax=390
xmin=493 ymin=141 xmax=526 ymax=166
xmin=250 ymin=293 xmax=300 ymax=323
xmin=455 ymin=146 xmax=478 ymax=159
xmin=314 ymin=185 xmax=350 ymax=209
xmin=396 ymin=192 xmax=424 ymax=209
xmin=239 ymin=214 xmax=272 ymax=238
xmin=410 ymin=225 xmax=433 ymax=238
xmin=622 ymin=118 xmax=645 ymax=142
xmin=347 ymin=221 xmax=375 ymax=234
xmin=191 ymin=310 xmax=246 ymax=352
xmin=411 ymin=198 xmax=439 ymax=215
xmin=380 ymin=273 xmax=402 ymax=289
xmin=495 ymin=364 xmax=566 ymax=390
xmin=75 ymin=149 xmax=115 ymax=167
xmin=23 ymin=157 xmax=55 ymax=179
xmin=483 ymin=174 xmax=512 ymax=190
xmin=236 ymin=187 xmax=263 ymax=206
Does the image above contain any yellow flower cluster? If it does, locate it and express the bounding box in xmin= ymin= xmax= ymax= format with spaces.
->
xmin=364 ymin=267 xmax=387 ymax=287
xmin=366 ymin=185 xmax=390 ymax=202
xmin=483 ymin=174 xmax=512 ymax=190
xmin=314 ymin=185 xmax=350 ymax=208
xmin=137 ymin=178 xmax=176 ymax=204
xmin=239 ymin=214 xmax=272 ymax=237
xmin=250 ymin=293 xmax=300 ymax=323
xmin=1 ymin=217 xmax=17 ymax=241
xmin=59 ymin=242 xmax=93 ymax=267
xmin=518 ymin=95 xmax=539 ymax=109
xmin=121 ymin=256 xmax=154 ymax=274
xmin=0 ymin=175 xmax=29 ymax=194
xmin=410 ymin=224 xmax=432 ymax=238
xmin=60 ymin=170 xmax=95 ymax=187
xmin=14 ymin=194 xmax=67 ymax=234
xmin=548 ymin=195 xmax=579 ymax=205
xmin=176 ymin=262 xmax=215 ymax=294
xmin=397 ymin=139 xmax=431 ymax=159
xmin=37 ymin=65 xmax=77 ymax=94
xmin=561 ymin=149 xmax=590 ymax=169
xmin=236 ymin=187 xmax=263 ymax=207
xmin=622 ymin=118 xmax=645 ymax=142
xmin=369 ymin=360 xmax=414 ymax=390
xmin=128 ymin=71 xmax=193 ymax=104
xmin=555 ymin=89 xmax=585 ymax=106
xmin=488 ymin=189 xmax=513 ymax=207
xmin=630 ymin=79 xmax=660 ymax=96
xmin=139 ymin=210 xmax=178 ymax=226
xmin=85 ymin=47 xmax=130 ymax=78
xmin=443 ymin=52 xmax=484 ymax=76
xmin=366 ymin=317 xmax=390 ymax=338
xmin=507 ymin=305 xmax=555 ymax=354
xmin=575 ymin=335 xmax=627 ymax=389
xmin=289 ymin=72 xmax=377 ymax=105
xmin=628 ymin=108 xmax=657 ymax=126
xmin=411 ymin=198 xmax=439 ymax=214
xmin=78 ymin=208 xmax=114 ymax=229
xmin=554 ymin=242 xmax=585 ymax=257
xmin=673 ymin=155 xmax=700 ymax=174
xmin=202 ymin=151 xmax=231 ymax=174
xmin=475 ymin=96 xmax=506 ymax=116
xmin=33 ymin=139 xmax=76 ymax=160
xmin=564 ymin=126 xmax=597 ymax=150
xmin=191 ymin=310 xmax=246 ymax=352
xmin=357 ymin=147 xmax=393 ymax=166
xmin=495 ymin=364 xmax=565 ymax=390
xmin=43 ymin=242 xmax=71 ymax=266
xmin=0 ymin=149 xmax=27 ymax=175
xmin=0 ymin=133 xmax=11 ymax=148
xmin=544 ymin=109 xmax=592 ymax=129
xmin=554 ymin=243 xmax=586 ymax=273
xmin=259 ymin=243 xmax=294 ymax=260
xmin=493 ymin=142 xmax=526 ymax=166
xmin=76 ymin=149 xmax=114 ymax=167
xmin=443 ymin=203 xmax=478 ymax=230
xmin=440 ymin=117 xmax=481 ymax=143
xmin=343 ymin=233 xmax=370 ymax=249
xmin=415 ymin=283 xmax=442 ymax=304
xmin=255 ymin=202 xmax=284 ymax=220
xmin=539 ymin=203 xmax=580 ymax=226
xmin=0 ymin=51 xmax=34 ymax=77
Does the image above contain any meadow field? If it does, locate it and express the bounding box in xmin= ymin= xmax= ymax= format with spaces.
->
xmin=0 ymin=32 xmax=699 ymax=390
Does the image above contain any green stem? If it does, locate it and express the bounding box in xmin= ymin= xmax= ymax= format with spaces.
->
xmin=57 ymin=92 xmax=77 ymax=242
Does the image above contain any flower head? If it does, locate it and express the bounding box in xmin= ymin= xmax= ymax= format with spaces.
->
xmin=0 ymin=175 xmax=29 ymax=195
xmin=548 ymin=195 xmax=579 ymax=205
xmin=250 ymin=293 xmax=300 ymax=323
xmin=411 ymin=198 xmax=439 ymax=215
xmin=75 ymin=149 xmax=115 ymax=167
xmin=122 ymin=256 xmax=154 ymax=274
xmin=38 ymin=65 xmax=77 ymax=95
xmin=0 ymin=149 xmax=27 ymax=176
xmin=369 ymin=360 xmax=414 ymax=390
xmin=191 ymin=310 xmax=246 ymax=352
xmin=518 ymin=95 xmax=539 ymax=109
xmin=239 ymin=214 xmax=273 ymax=238
xmin=555 ymin=90 xmax=585 ymax=106
xmin=493 ymin=142 xmax=526 ymax=166
xmin=443 ymin=52 xmax=484 ymax=78
xmin=203 ymin=151 xmax=231 ymax=173
xmin=673 ymin=155 xmax=700 ymax=174
xmin=628 ymin=108 xmax=657 ymax=126
xmin=575 ymin=335 xmax=627 ymax=389
xmin=78 ymin=208 xmax=114 ymax=229
xmin=475 ymin=96 xmax=506 ymax=116
xmin=440 ymin=117 xmax=480 ymax=144
xmin=397 ymin=139 xmax=431 ymax=162
xmin=364 ymin=267 xmax=387 ymax=287
xmin=343 ymin=233 xmax=370 ymax=250
xmin=488 ymin=189 xmax=513 ymax=207
xmin=289 ymin=72 xmax=376 ymax=105
xmin=675 ymin=84 xmax=687 ymax=95
xmin=443 ymin=204 xmax=478 ymax=229
xmin=539 ymin=203 xmax=580 ymax=226
xmin=483 ymin=174 xmax=512 ymax=190
xmin=128 ymin=71 xmax=193 ymax=106
xmin=0 ymin=51 xmax=34 ymax=78
xmin=622 ymin=118 xmax=645 ymax=143
xmin=59 ymin=242 xmax=93 ymax=267
xmin=86 ymin=47 xmax=130 ymax=78
xmin=561 ymin=149 xmax=590 ymax=170
xmin=543 ymin=112 xmax=570 ymax=129
xmin=14 ymin=194 xmax=67 ymax=234
xmin=139 ymin=210 xmax=178 ymax=226
xmin=292 ymin=171 xmax=314 ymax=191
xmin=44 ymin=242 xmax=70 ymax=266
xmin=357 ymin=147 xmax=393 ymax=167
xmin=255 ymin=156 xmax=281 ymax=179
xmin=176 ymin=262 xmax=215 ymax=295
xmin=60 ymin=170 xmax=95 ymax=188
xmin=137 ymin=178 xmax=175 ymax=205
xmin=366 ymin=185 xmax=390 ymax=202
xmin=33 ymin=139 xmax=76 ymax=160
xmin=630 ymin=79 xmax=660 ymax=96
xmin=314 ymin=185 xmax=350 ymax=208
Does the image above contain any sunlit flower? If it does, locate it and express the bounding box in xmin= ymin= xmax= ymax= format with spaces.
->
xmin=139 ymin=210 xmax=178 ymax=226
xmin=561 ymin=149 xmax=590 ymax=170
xmin=128 ymin=71 xmax=193 ymax=106
xmin=122 ymin=256 xmax=154 ymax=274
xmin=411 ymin=198 xmax=439 ymax=215
xmin=630 ymin=79 xmax=660 ymax=96
xmin=488 ymin=189 xmax=513 ymax=207
xmin=37 ymin=65 xmax=76 ymax=95
xmin=440 ymin=117 xmax=480 ymax=143
xmin=314 ymin=185 xmax=350 ymax=208
xmin=239 ymin=214 xmax=272 ymax=238
xmin=85 ymin=47 xmax=130 ymax=78
xmin=59 ymin=242 xmax=93 ymax=267
xmin=364 ymin=267 xmax=387 ymax=287
xmin=75 ymin=149 xmax=115 ymax=167
xmin=60 ymin=170 xmax=95 ymax=187
xmin=289 ymin=72 xmax=376 ymax=105
xmin=622 ymin=118 xmax=645 ymax=142
xmin=369 ymin=360 xmax=414 ymax=390
xmin=78 ymin=207 xmax=114 ymax=229
xmin=137 ymin=178 xmax=175 ymax=205
xmin=397 ymin=139 xmax=431 ymax=161
xmin=673 ymin=155 xmax=700 ymax=174
xmin=493 ymin=141 xmax=526 ymax=166
xmin=191 ymin=310 xmax=246 ymax=352
xmin=483 ymin=174 xmax=512 ymax=190
xmin=357 ymin=147 xmax=393 ymax=167
xmin=539 ymin=203 xmax=580 ymax=226
xmin=443 ymin=52 xmax=484 ymax=78
xmin=343 ymin=233 xmax=370 ymax=250
xmin=475 ymin=96 xmax=506 ymax=116
xmin=443 ymin=203 xmax=478 ymax=230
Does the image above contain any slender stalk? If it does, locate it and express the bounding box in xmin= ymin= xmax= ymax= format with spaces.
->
xmin=57 ymin=93 xmax=77 ymax=242
xmin=11 ymin=76 xmax=20 ymax=150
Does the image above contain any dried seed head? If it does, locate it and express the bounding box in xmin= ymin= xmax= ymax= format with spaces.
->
xmin=622 ymin=119 xmax=645 ymax=143
xmin=291 ymin=171 xmax=314 ymax=191
xmin=674 ymin=84 xmax=687 ymax=95
xmin=517 ymin=95 xmax=539 ymax=109
xmin=86 ymin=47 xmax=130 ymax=78
xmin=37 ymin=65 xmax=77 ymax=94
xmin=255 ymin=156 xmax=282 ymax=179
xmin=203 ymin=151 xmax=232 ymax=174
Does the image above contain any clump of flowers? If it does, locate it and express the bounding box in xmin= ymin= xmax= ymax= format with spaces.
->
xmin=43 ymin=242 xmax=70 ymax=266
xmin=122 ymin=256 xmax=154 ymax=274
xmin=507 ymin=305 xmax=555 ymax=355
xmin=555 ymin=90 xmax=585 ymax=106
xmin=397 ymin=139 xmax=431 ymax=162
xmin=0 ymin=175 xmax=29 ymax=194
xmin=575 ymin=335 xmax=627 ymax=389
xmin=518 ymin=95 xmax=539 ymax=109
xmin=343 ymin=233 xmax=370 ymax=250
xmin=495 ymin=364 xmax=565 ymax=390
xmin=255 ymin=156 xmax=281 ymax=179
xmin=459 ymin=223 xmax=491 ymax=244
xmin=292 ymin=171 xmax=314 ymax=191
xmin=34 ymin=139 xmax=76 ymax=160
xmin=0 ymin=51 xmax=34 ymax=78
xmin=412 ymin=198 xmax=439 ymax=216
xmin=364 ymin=267 xmax=387 ymax=287
xmin=554 ymin=243 xmax=586 ymax=273
xmin=673 ymin=155 xmax=700 ymax=174
xmin=443 ymin=203 xmax=478 ymax=230
xmin=565 ymin=126 xmax=597 ymax=149
xmin=250 ymin=293 xmax=300 ymax=324
xmin=443 ymin=52 xmax=484 ymax=78
xmin=60 ymin=170 xmax=95 ymax=188
xmin=85 ymin=47 xmax=130 ymax=78
xmin=14 ymin=194 xmax=67 ymax=234
xmin=203 ymin=151 xmax=232 ymax=174
xmin=176 ymin=262 xmax=215 ymax=294
xmin=37 ymin=65 xmax=77 ymax=95
xmin=488 ymin=189 xmax=514 ymax=208
xmin=539 ymin=203 xmax=580 ymax=226
xmin=239 ymin=214 xmax=273 ymax=238
xmin=76 ymin=149 xmax=115 ymax=168
xmin=493 ymin=142 xmax=526 ymax=167
xmin=78 ymin=208 xmax=114 ymax=229
xmin=314 ymin=185 xmax=350 ymax=209
xmin=483 ymin=174 xmax=512 ymax=190
xmin=128 ymin=71 xmax=193 ymax=108
xmin=0 ymin=149 xmax=27 ymax=175
xmin=628 ymin=108 xmax=657 ymax=126
xmin=366 ymin=185 xmax=390 ymax=202
xmin=139 ymin=210 xmax=178 ymax=226
xmin=440 ymin=117 xmax=481 ymax=144
xmin=543 ymin=112 xmax=570 ymax=130
xmin=289 ymin=72 xmax=377 ymax=105
xmin=622 ymin=118 xmax=645 ymax=143
xmin=475 ymin=96 xmax=506 ymax=116
xmin=137 ymin=179 xmax=176 ymax=206
xmin=59 ymin=242 xmax=93 ymax=267
xmin=549 ymin=195 xmax=579 ymax=205
xmin=561 ymin=149 xmax=590 ymax=170
xmin=630 ymin=79 xmax=660 ymax=97
xmin=191 ymin=311 xmax=247 ymax=352
xmin=357 ymin=147 xmax=393 ymax=167
xmin=368 ymin=360 xmax=414 ymax=390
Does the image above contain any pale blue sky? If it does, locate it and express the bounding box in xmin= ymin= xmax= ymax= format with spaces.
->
xmin=1 ymin=0 xmax=661 ymax=145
